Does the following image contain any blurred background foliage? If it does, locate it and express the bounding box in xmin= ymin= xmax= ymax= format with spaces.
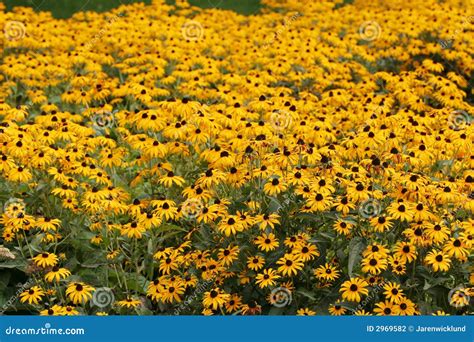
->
xmin=3 ymin=0 xmax=261 ymax=17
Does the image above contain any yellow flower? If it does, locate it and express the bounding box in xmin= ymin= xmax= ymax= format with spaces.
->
xmin=340 ymin=278 xmax=369 ymax=303
xmin=20 ymin=286 xmax=45 ymax=305
xmin=297 ymin=308 xmax=316 ymax=316
xmin=254 ymin=233 xmax=279 ymax=252
xmin=255 ymin=268 xmax=280 ymax=288
xmin=32 ymin=252 xmax=58 ymax=268
xmin=45 ymin=266 xmax=71 ymax=282
xmin=66 ymin=282 xmax=95 ymax=304
xmin=425 ymin=250 xmax=451 ymax=272
xmin=117 ymin=298 xmax=142 ymax=308
xmin=203 ymin=288 xmax=230 ymax=310
xmin=276 ymin=254 xmax=304 ymax=276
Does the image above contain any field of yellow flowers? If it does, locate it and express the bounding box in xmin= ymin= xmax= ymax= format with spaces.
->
xmin=0 ymin=0 xmax=473 ymax=316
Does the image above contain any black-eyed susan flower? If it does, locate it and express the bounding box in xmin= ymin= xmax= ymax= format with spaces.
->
xmin=20 ymin=286 xmax=45 ymax=305
xmin=314 ymin=263 xmax=340 ymax=282
xmin=449 ymin=288 xmax=471 ymax=308
xmin=340 ymin=278 xmax=369 ymax=303
xmin=247 ymin=255 xmax=265 ymax=271
xmin=45 ymin=266 xmax=71 ymax=282
xmin=255 ymin=268 xmax=280 ymax=288
xmin=40 ymin=305 xmax=65 ymax=316
xmin=218 ymin=245 xmax=239 ymax=266
xmin=374 ymin=300 xmax=395 ymax=316
xmin=117 ymin=298 xmax=142 ymax=308
xmin=297 ymin=308 xmax=316 ymax=316
xmin=202 ymin=288 xmax=230 ymax=310
xmin=361 ymin=256 xmax=388 ymax=275
xmin=32 ymin=252 xmax=58 ymax=268
xmin=443 ymin=238 xmax=468 ymax=259
xmin=293 ymin=243 xmax=319 ymax=261
xmin=256 ymin=213 xmax=280 ymax=230
xmin=329 ymin=301 xmax=347 ymax=316
xmin=254 ymin=233 xmax=279 ymax=252
xmin=276 ymin=254 xmax=304 ymax=276
xmin=158 ymin=171 xmax=186 ymax=187
xmin=264 ymin=177 xmax=287 ymax=196
xmin=425 ymin=250 xmax=451 ymax=272
xmin=393 ymin=242 xmax=418 ymax=263
xmin=225 ymin=294 xmax=242 ymax=313
xmin=66 ymin=282 xmax=95 ymax=304
xmin=393 ymin=298 xmax=417 ymax=315
xmin=383 ymin=282 xmax=404 ymax=304
xmin=161 ymin=282 xmax=185 ymax=303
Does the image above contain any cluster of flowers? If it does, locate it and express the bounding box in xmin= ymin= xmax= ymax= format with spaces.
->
xmin=0 ymin=0 xmax=472 ymax=316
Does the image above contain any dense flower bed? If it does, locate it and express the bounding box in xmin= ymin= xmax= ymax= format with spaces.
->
xmin=0 ymin=0 xmax=472 ymax=316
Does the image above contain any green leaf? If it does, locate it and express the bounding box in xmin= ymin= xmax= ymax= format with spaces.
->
xmin=296 ymin=288 xmax=316 ymax=301
xmin=125 ymin=275 xmax=148 ymax=295
xmin=0 ymin=271 xmax=11 ymax=290
xmin=268 ymin=306 xmax=285 ymax=315
xmin=348 ymin=237 xmax=365 ymax=277
xmin=0 ymin=259 xmax=27 ymax=270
